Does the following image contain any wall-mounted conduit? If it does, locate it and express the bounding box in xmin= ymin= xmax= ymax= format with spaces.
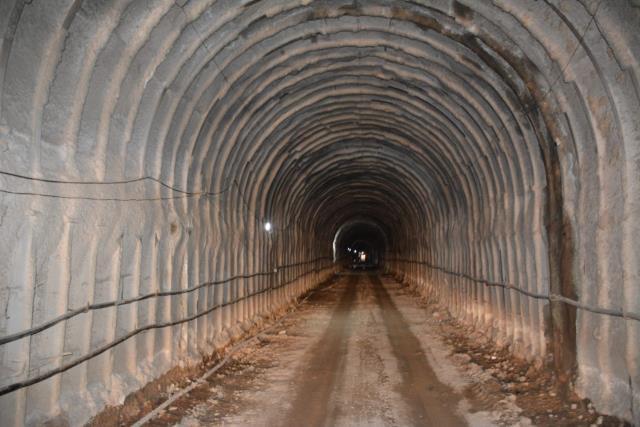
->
xmin=0 ymin=260 xmax=334 ymax=396
xmin=390 ymin=258 xmax=640 ymax=322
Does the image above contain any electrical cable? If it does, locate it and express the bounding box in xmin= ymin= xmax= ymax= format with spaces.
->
xmin=0 ymin=257 xmax=332 ymax=346
xmin=0 ymin=187 xmax=229 ymax=202
xmin=0 ymin=262 xmax=334 ymax=397
xmin=131 ymin=274 xmax=336 ymax=426
xmin=0 ymin=169 xmax=206 ymax=195
xmin=0 ymin=169 xmax=231 ymax=201
xmin=390 ymin=258 xmax=640 ymax=322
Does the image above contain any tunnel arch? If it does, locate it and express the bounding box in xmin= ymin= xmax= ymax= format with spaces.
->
xmin=332 ymin=217 xmax=389 ymax=264
xmin=0 ymin=1 xmax=638 ymax=425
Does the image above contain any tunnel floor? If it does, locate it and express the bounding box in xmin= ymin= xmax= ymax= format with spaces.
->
xmin=135 ymin=274 xmax=617 ymax=427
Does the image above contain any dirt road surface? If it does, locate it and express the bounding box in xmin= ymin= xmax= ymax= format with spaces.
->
xmin=151 ymin=273 xmax=533 ymax=426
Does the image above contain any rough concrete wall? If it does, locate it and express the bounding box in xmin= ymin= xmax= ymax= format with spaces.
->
xmin=0 ymin=2 xmax=336 ymax=425
xmin=387 ymin=2 xmax=640 ymax=423
xmin=0 ymin=187 xmax=334 ymax=426
xmin=0 ymin=0 xmax=638 ymax=425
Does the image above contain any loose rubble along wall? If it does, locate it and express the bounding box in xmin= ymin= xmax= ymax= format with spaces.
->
xmin=0 ymin=1 xmax=639 ymax=425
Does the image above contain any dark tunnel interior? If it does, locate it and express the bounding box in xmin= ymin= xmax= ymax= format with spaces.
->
xmin=333 ymin=220 xmax=387 ymax=268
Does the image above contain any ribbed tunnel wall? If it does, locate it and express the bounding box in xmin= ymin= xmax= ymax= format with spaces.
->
xmin=0 ymin=1 xmax=638 ymax=425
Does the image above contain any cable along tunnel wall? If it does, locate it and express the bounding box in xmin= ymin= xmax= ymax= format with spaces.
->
xmin=0 ymin=1 xmax=639 ymax=425
xmin=0 ymin=174 xmax=336 ymax=426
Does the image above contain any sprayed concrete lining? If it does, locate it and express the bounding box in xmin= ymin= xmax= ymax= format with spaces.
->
xmin=0 ymin=1 xmax=638 ymax=425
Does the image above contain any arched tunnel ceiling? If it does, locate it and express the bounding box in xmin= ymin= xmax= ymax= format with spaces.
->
xmin=1 ymin=0 xmax=572 ymax=244
xmin=202 ymin=2 xmax=545 ymax=242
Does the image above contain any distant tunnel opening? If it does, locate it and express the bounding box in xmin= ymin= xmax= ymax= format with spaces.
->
xmin=0 ymin=1 xmax=639 ymax=425
xmin=333 ymin=219 xmax=387 ymax=269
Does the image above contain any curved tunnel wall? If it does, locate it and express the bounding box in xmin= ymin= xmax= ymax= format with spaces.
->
xmin=0 ymin=1 xmax=638 ymax=425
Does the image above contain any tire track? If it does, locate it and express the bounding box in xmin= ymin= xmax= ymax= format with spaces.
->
xmin=280 ymin=274 xmax=359 ymax=427
xmin=368 ymin=274 xmax=466 ymax=427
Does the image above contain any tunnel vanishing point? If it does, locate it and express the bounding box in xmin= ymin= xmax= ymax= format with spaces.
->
xmin=0 ymin=0 xmax=639 ymax=425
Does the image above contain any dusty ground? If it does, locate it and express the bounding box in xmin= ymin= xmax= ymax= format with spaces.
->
xmin=135 ymin=273 xmax=629 ymax=427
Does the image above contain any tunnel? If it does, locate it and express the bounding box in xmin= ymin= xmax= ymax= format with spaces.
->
xmin=0 ymin=0 xmax=639 ymax=425
xmin=333 ymin=219 xmax=387 ymax=268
